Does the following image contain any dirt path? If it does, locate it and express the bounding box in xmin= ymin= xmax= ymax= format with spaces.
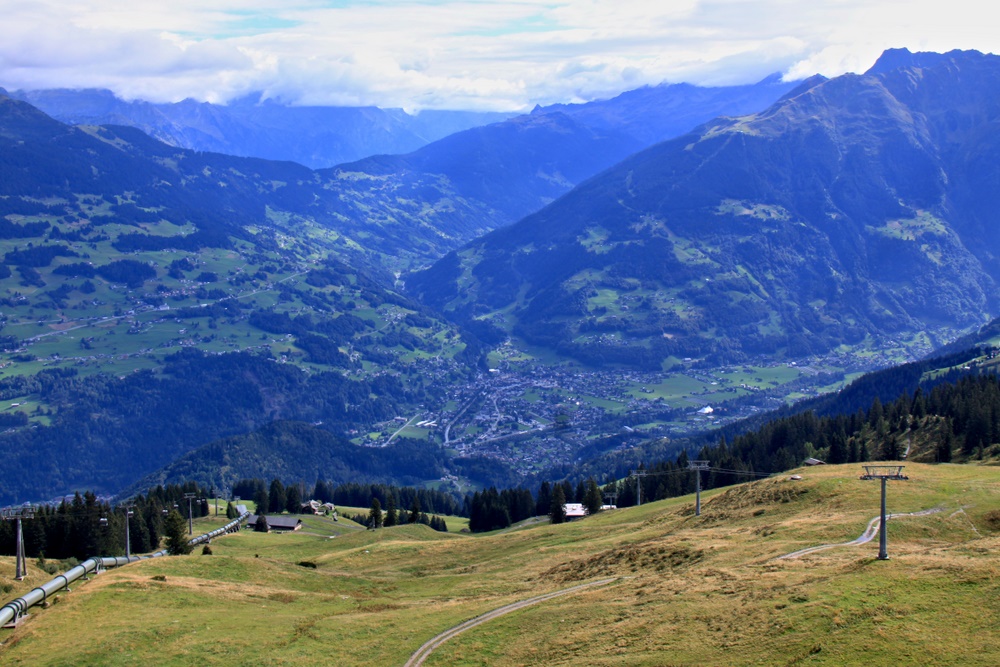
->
xmin=778 ymin=507 xmax=943 ymax=559
xmin=403 ymin=577 xmax=618 ymax=667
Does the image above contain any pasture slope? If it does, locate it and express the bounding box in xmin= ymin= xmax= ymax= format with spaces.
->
xmin=3 ymin=462 xmax=1000 ymax=665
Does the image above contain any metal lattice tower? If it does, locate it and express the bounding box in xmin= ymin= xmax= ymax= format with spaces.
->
xmin=2 ymin=506 xmax=35 ymax=580
xmin=688 ymin=460 xmax=710 ymax=516
xmin=860 ymin=465 xmax=908 ymax=560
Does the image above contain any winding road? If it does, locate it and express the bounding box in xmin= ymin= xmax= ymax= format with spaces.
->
xmin=403 ymin=577 xmax=618 ymax=667
xmin=778 ymin=507 xmax=943 ymax=559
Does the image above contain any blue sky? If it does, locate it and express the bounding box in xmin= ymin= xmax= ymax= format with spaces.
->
xmin=0 ymin=0 xmax=994 ymax=111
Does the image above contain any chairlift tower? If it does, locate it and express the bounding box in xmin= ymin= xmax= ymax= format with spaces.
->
xmin=184 ymin=493 xmax=197 ymax=535
xmin=860 ymin=465 xmax=908 ymax=560
xmin=2 ymin=506 xmax=35 ymax=580
xmin=688 ymin=460 xmax=710 ymax=516
xmin=630 ymin=470 xmax=648 ymax=506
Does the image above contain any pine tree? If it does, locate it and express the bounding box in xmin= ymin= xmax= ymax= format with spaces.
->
xmin=583 ymin=478 xmax=603 ymax=516
xmin=252 ymin=488 xmax=269 ymax=516
xmin=937 ymin=427 xmax=953 ymax=463
xmin=225 ymin=502 xmax=237 ymax=520
xmin=859 ymin=440 xmax=870 ymax=462
xmin=285 ymin=485 xmax=302 ymax=514
xmin=535 ymin=482 xmax=552 ymax=517
xmin=384 ymin=494 xmax=399 ymax=527
xmin=254 ymin=514 xmax=269 ymax=532
xmin=268 ymin=479 xmax=286 ymax=514
xmin=827 ymin=434 xmax=847 ymax=465
xmin=884 ymin=434 xmax=901 ymax=460
xmin=165 ymin=510 xmax=191 ymax=555
xmin=368 ymin=498 xmax=383 ymax=529
xmin=408 ymin=497 xmax=421 ymax=524
xmin=550 ymin=485 xmax=567 ymax=524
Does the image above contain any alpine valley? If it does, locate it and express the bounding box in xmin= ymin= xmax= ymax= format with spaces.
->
xmin=0 ymin=48 xmax=999 ymax=506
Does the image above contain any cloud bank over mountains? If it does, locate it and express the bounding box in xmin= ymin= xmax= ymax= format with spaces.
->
xmin=1 ymin=0 xmax=994 ymax=111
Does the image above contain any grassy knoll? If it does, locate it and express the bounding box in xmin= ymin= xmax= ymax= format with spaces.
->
xmin=4 ymin=463 xmax=1000 ymax=665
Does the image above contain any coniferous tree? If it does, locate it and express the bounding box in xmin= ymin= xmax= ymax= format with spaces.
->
xmin=165 ymin=510 xmax=192 ymax=555
xmin=827 ymin=434 xmax=847 ymax=464
xmin=285 ymin=485 xmax=302 ymax=514
xmin=583 ymin=478 xmax=603 ymax=516
xmin=254 ymin=514 xmax=269 ymax=532
xmin=937 ymin=427 xmax=953 ymax=463
xmin=408 ymin=497 xmax=421 ymax=524
xmin=252 ymin=488 xmax=269 ymax=516
xmin=884 ymin=434 xmax=901 ymax=461
xmin=368 ymin=498 xmax=383 ymax=529
xmin=384 ymin=494 xmax=399 ymax=527
xmin=268 ymin=479 xmax=287 ymax=514
xmin=550 ymin=485 xmax=567 ymax=525
xmin=226 ymin=502 xmax=237 ymax=519
xmin=535 ymin=481 xmax=552 ymax=517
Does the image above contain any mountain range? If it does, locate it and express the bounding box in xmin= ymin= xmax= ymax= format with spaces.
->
xmin=2 ymin=49 xmax=999 ymax=503
xmin=408 ymin=48 xmax=1000 ymax=369
xmin=6 ymin=88 xmax=514 ymax=169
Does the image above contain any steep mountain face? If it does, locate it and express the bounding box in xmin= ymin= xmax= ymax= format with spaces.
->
xmin=332 ymin=112 xmax=645 ymax=229
xmin=407 ymin=50 xmax=1000 ymax=369
xmin=6 ymin=88 xmax=513 ymax=168
xmin=327 ymin=77 xmax=799 ymax=236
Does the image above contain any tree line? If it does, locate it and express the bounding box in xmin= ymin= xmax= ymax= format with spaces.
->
xmin=231 ymin=478 xmax=465 ymax=518
xmin=0 ymin=482 xmax=215 ymax=562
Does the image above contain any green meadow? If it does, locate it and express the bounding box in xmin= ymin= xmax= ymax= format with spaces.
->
xmin=4 ymin=462 xmax=1000 ymax=665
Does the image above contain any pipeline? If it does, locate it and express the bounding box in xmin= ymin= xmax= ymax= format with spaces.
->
xmin=0 ymin=511 xmax=249 ymax=628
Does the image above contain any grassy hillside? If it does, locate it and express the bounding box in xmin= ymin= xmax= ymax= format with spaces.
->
xmin=3 ymin=462 xmax=1000 ymax=665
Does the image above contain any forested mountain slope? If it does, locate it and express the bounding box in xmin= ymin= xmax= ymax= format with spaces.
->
xmin=0 ymin=93 xmax=493 ymax=504
xmin=408 ymin=49 xmax=1000 ymax=370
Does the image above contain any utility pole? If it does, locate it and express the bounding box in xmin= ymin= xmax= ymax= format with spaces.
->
xmin=2 ymin=507 xmax=34 ymax=580
xmin=688 ymin=460 xmax=710 ymax=516
xmin=184 ymin=493 xmax=197 ymax=535
xmin=630 ymin=470 xmax=648 ymax=506
xmin=124 ymin=506 xmax=134 ymax=559
xmin=860 ymin=465 xmax=908 ymax=560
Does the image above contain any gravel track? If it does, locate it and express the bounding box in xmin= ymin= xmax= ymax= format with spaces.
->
xmin=403 ymin=577 xmax=618 ymax=667
xmin=778 ymin=507 xmax=943 ymax=559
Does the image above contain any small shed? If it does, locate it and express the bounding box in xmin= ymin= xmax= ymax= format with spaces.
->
xmin=563 ymin=503 xmax=588 ymax=520
xmin=247 ymin=515 xmax=303 ymax=532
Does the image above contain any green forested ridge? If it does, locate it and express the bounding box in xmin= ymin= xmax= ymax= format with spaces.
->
xmin=589 ymin=355 xmax=1000 ymax=506
xmin=0 ymin=350 xmax=445 ymax=503
xmin=124 ymin=419 xmax=465 ymax=499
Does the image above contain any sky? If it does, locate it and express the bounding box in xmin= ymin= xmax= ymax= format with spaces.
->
xmin=0 ymin=0 xmax=994 ymax=112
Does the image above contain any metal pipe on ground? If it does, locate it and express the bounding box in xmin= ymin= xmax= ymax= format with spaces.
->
xmin=1 ymin=512 xmax=249 ymax=627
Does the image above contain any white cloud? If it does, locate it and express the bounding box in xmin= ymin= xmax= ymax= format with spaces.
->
xmin=0 ymin=0 xmax=996 ymax=110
